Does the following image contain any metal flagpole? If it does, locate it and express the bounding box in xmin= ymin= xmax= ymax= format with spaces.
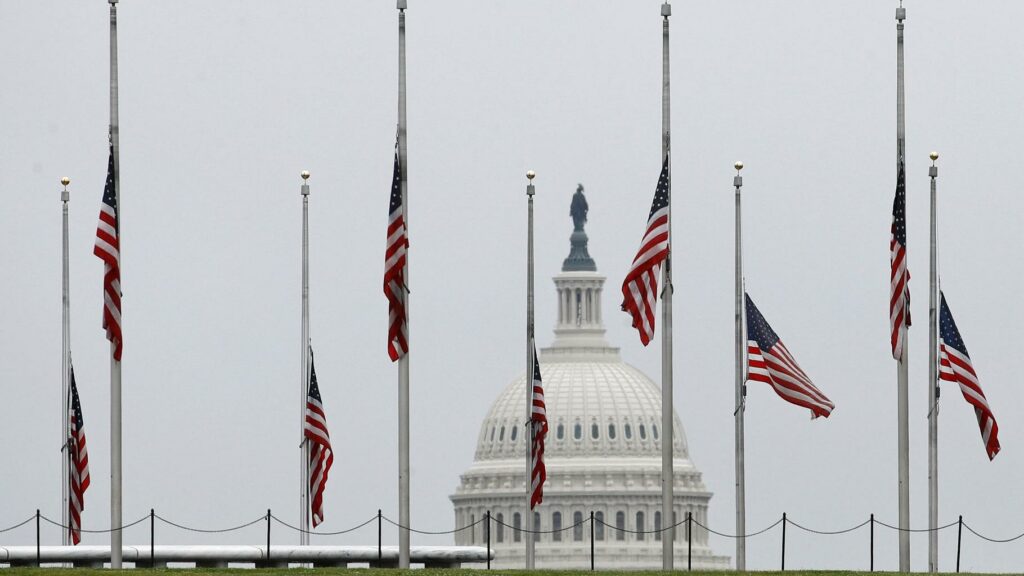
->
xmin=895 ymin=3 xmax=910 ymax=571
xmin=396 ymin=0 xmax=411 ymax=568
xmin=525 ymin=171 xmax=536 ymax=570
xmin=108 ymin=0 xmax=123 ymax=568
xmin=300 ymin=170 xmax=311 ymax=546
xmin=928 ymin=151 xmax=940 ymax=572
xmin=733 ymin=162 xmax=746 ymax=571
xmin=61 ymin=176 xmax=71 ymax=547
xmin=659 ymin=2 xmax=674 ymax=570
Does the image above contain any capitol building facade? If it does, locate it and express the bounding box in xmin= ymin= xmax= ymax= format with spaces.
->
xmin=450 ymin=189 xmax=729 ymax=569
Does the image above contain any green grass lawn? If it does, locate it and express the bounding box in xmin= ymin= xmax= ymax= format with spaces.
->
xmin=0 ymin=565 xmax=1003 ymax=569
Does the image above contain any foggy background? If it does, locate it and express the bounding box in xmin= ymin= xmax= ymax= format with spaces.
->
xmin=1 ymin=0 xmax=1022 ymax=571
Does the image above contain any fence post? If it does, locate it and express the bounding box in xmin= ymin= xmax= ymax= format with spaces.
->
xmin=150 ymin=508 xmax=155 ymax=566
xmin=486 ymin=510 xmax=491 ymax=570
xmin=266 ymin=509 xmax=271 ymax=564
xmin=956 ymin=514 xmax=963 ymax=573
xmin=377 ymin=509 xmax=382 ymax=562
xmin=870 ymin=513 xmax=874 ymax=572
xmin=590 ymin=511 xmax=595 ymax=571
xmin=687 ymin=511 xmax=692 ymax=571
xmin=781 ymin=512 xmax=787 ymax=571
xmin=35 ymin=509 xmax=40 ymax=567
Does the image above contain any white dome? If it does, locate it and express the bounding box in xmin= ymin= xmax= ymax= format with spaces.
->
xmin=473 ymin=349 xmax=688 ymax=462
xmin=450 ymin=199 xmax=728 ymax=570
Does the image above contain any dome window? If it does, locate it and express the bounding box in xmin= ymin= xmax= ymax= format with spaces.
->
xmin=608 ymin=424 xmax=616 ymax=440
xmin=552 ymin=512 xmax=562 ymax=542
xmin=490 ymin=427 xmax=496 ymax=442
xmin=615 ymin=511 xmax=626 ymax=541
xmin=556 ymin=423 xmax=565 ymax=440
xmin=496 ymin=513 xmax=505 ymax=543
xmin=513 ymin=513 xmax=522 ymax=543
xmin=574 ymin=423 xmax=582 ymax=441
xmin=639 ymin=424 xmax=647 ymax=440
xmin=591 ymin=423 xmax=600 ymax=440
xmin=594 ymin=512 xmax=605 ymax=541
xmin=636 ymin=511 xmax=645 ymax=541
xmin=624 ymin=424 xmax=633 ymax=439
xmin=511 ymin=425 xmax=518 ymax=442
xmin=652 ymin=424 xmax=659 ymax=440
xmin=573 ymin=511 xmax=584 ymax=541
xmin=499 ymin=426 xmax=505 ymax=442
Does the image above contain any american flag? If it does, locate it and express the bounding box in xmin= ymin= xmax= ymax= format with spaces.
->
xmin=890 ymin=161 xmax=911 ymax=361
xmin=621 ymin=155 xmax=670 ymax=346
xmin=67 ymin=363 xmax=90 ymax=545
xmin=93 ymin=145 xmax=122 ymax=361
xmin=938 ymin=292 xmax=1000 ymax=460
xmin=384 ymin=141 xmax=408 ymax=361
xmin=529 ymin=342 xmax=547 ymax=509
xmin=304 ymin=347 xmax=334 ymax=527
xmin=745 ymin=293 xmax=834 ymax=418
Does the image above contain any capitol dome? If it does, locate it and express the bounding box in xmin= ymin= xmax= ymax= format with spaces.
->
xmin=450 ymin=187 xmax=729 ymax=569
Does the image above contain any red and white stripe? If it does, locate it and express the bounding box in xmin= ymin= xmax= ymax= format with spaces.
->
xmin=94 ymin=150 xmax=122 ymax=361
xmin=940 ymin=343 xmax=1000 ymax=460
xmin=889 ymin=164 xmax=910 ymax=361
xmin=305 ymin=398 xmax=333 ymax=527
xmin=748 ymin=340 xmax=834 ymax=419
xmin=622 ymin=209 xmax=668 ymax=345
xmin=889 ymin=240 xmax=909 ymax=360
xmin=68 ymin=372 xmax=90 ymax=545
xmin=384 ymin=148 xmax=408 ymax=361
xmin=529 ymin=346 xmax=547 ymax=509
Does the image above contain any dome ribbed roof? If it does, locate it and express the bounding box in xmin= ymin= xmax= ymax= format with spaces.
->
xmin=474 ymin=356 xmax=688 ymax=461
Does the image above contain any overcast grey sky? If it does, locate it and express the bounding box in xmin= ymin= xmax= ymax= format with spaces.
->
xmin=2 ymin=0 xmax=1023 ymax=572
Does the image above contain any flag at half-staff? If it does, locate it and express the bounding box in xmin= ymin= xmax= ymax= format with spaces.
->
xmin=745 ymin=293 xmax=834 ymax=418
xmin=529 ymin=342 xmax=548 ymax=509
xmin=304 ymin=347 xmax=333 ymax=527
xmin=67 ymin=362 xmax=90 ymax=545
xmin=621 ymin=155 xmax=670 ymax=346
xmin=938 ymin=293 xmax=1000 ymax=460
xmin=384 ymin=139 xmax=408 ymax=361
xmin=890 ymin=162 xmax=911 ymax=360
xmin=93 ymin=144 xmax=122 ymax=361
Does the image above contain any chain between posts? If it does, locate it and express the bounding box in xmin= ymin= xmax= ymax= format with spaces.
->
xmin=39 ymin=513 xmax=149 ymax=533
xmin=154 ymin=513 xmax=266 ymax=533
xmin=381 ymin=513 xmax=484 ymax=535
xmin=271 ymin=513 xmax=377 ymax=536
xmin=0 ymin=515 xmax=35 ymax=533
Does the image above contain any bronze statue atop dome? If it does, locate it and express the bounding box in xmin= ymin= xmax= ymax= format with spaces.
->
xmin=563 ymin=183 xmax=596 ymax=272
xmin=570 ymin=183 xmax=589 ymax=231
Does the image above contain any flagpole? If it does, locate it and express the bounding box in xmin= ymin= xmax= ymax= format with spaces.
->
xmin=732 ymin=162 xmax=746 ymax=571
xmin=525 ymin=171 xmax=536 ymax=570
xmin=108 ymin=0 xmax=123 ymax=568
xmin=300 ymin=170 xmax=311 ymax=546
xmin=927 ymin=151 xmax=940 ymax=572
xmin=895 ymin=3 xmax=910 ymax=571
xmin=659 ymin=1 xmax=674 ymax=570
xmin=61 ymin=176 xmax=71 ymax=547
xmin=396 ymin=0 xmax=411 ymax=568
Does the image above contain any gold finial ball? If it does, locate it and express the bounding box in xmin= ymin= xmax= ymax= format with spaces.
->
xmin=929 ymin=151 xmax=939 ymax=162
xmin=301 ymin=170 xmax=310 ymax=181
xmin=61 ymin=177 xmax=71 ymax=187
xmin=526 ymin=170 xmax=536 ymax=181
xmin=734 ymin=161 xmax=744 ymax=171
